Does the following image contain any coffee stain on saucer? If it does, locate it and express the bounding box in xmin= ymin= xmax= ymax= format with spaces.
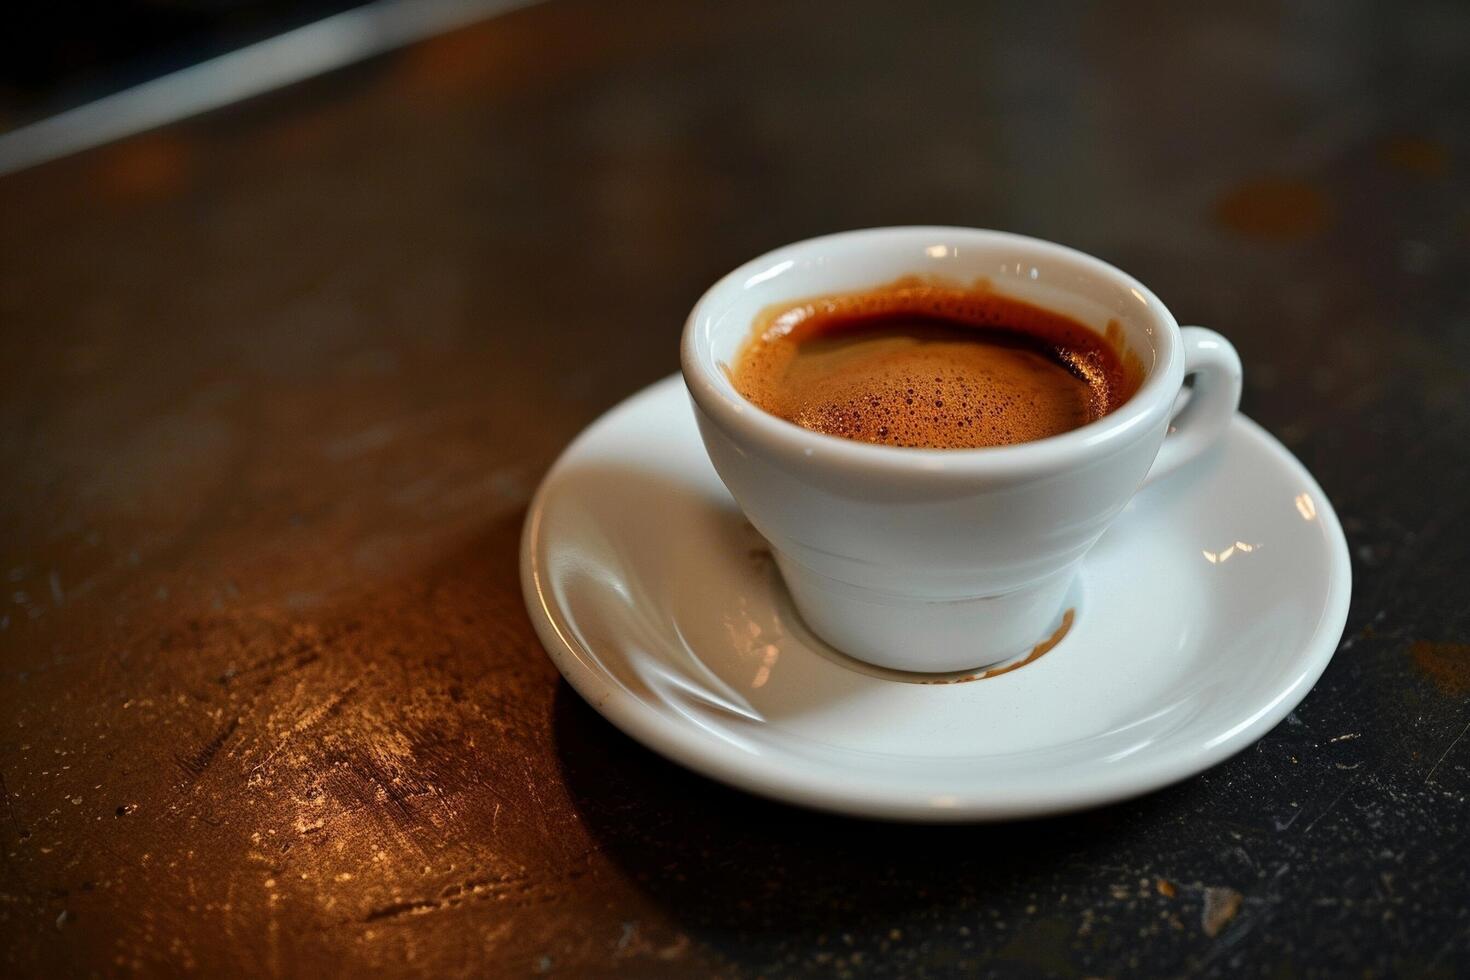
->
xmin=747 ymin=530 xmax=1075 ymax=685
xmin=916 ymin=608 xmax=1075 ymax=684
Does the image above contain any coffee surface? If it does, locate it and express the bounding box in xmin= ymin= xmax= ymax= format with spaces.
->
xmin=730 ymin=280 xmax=1140 ymax=449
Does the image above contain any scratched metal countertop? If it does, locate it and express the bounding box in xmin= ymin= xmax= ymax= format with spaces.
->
xmin=1 ymin=1 xmax=1467 ymax=975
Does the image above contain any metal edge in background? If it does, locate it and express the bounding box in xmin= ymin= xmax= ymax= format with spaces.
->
xmin=0 ymin=0 xmax=541 ymax=177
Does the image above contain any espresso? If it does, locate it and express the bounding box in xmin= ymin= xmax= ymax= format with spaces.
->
xmin=731 ymin=280 xmax=1140 ymax=449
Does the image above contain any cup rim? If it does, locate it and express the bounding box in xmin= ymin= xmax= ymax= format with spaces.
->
xmin=681 ymin=226 xmax=1185 ymax=479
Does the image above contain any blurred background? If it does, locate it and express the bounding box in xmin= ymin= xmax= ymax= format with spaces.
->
xmin=0 ymin=1 xmax=365 ymax=129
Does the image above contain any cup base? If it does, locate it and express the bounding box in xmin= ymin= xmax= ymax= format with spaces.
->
xmin=773 ymin=553 xmax=1076 ymax=673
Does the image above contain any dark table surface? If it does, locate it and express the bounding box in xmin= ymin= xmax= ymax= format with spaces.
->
xmin=2 ymin=1 xmax=1468 ymax=975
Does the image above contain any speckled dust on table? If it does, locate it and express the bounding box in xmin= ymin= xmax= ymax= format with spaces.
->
xmin=1 ymin=1 xmax=1467 ymax=976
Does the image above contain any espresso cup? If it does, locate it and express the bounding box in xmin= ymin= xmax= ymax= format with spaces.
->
xmin=681 ymin=227 xmax=1242 ymax=672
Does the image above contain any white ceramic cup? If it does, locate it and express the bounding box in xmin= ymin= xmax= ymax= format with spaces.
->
xmin=681 ymin=227 xmax=1242 ymax=672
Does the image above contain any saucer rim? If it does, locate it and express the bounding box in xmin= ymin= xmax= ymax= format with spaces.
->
xmin=520 ymin=375 xmax=1352 ymax=822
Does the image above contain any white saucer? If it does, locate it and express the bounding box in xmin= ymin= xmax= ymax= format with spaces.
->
xmin=521 ymin=376 xmax=1351 ymax=821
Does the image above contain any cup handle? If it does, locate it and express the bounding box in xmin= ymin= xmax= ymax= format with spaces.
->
xmin=1142 ymin=326 xmax=1243 ymax=486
